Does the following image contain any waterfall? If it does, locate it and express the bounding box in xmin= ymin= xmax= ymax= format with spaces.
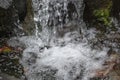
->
xmin=8 ymin=0 xmax=109 ymax=80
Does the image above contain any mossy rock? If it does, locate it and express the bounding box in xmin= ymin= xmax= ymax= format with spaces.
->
xmin=22 ymin=0 xmax=35 ymax=35
xmin=93 ymin=0 xmax=112 ymax=26
xmin=93 ymin=8 xmax=111 ymax=26
xmin=84 ymin=0 xmax=113 ymax=28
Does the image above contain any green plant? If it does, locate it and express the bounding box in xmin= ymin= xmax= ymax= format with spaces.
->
xmin=93 ymin=9 xmax=111 ymax=26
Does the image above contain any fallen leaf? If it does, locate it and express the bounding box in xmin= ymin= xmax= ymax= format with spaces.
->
xmin=0 ymin=46 xmax=12 ymax=53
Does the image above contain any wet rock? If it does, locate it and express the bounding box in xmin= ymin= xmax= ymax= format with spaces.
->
xmin=92 ymin=31 xmax=120 ymax=52
xmin=0 ymin=50 xmax=24 ymax=78
xmin=0 ymin=0 xmax=35 ymax=37
xmin=13 ymin=0 xmax=27 ymax=22
xmin=106 ymin=51 xmax=120 ymax=80
xmin=90 ymin=50 xmax=120 ymax=80
xmin=22 ymin=0 xmax=35 ymax=35
xmin=83 ymin=0 xmax=112 ymax=28
xmin=83 ymin=0 xmax=120 ymax=33
xmin=0 ymin=38 xmax=26 ymax=79
xmin=56 ymin=23 xmax=79 ymax=37
xmin=0 ymin=2 xmax=20 ymax=38
xmin=111 ymin=0 xmax=120 ymax=21
xmin=83 ymin=0 xmax=120 ymax=56
xmin=0 ymin=0 xmax=13 ymax=9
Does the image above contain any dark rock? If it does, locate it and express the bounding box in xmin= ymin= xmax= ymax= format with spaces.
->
xmin=83 ymin=0 xmax=120 ymax=52
xmin=13 ymin=0 xmax=27 ymax=22
xmin=83 ymin=0 xmax=120 ymax=28
xmin=111 ymin=0 xmax=120 ymax=21
xmin=0 ymin=38 xmax=26 ymax=79
xmin=22 ymin=0 xmax=35 ymax=35
xmin=0 ymin=0 xmax=28 ymax=37
xmin=0 ymin=51 xmax=24 ymax=78
xmin=0 ymin=0 xmax=35 ymax=37
xmin=83 ymin=0 xmax=112 ymax=28
xmin=0 ymin=4 xmax=18 ymax=38
xmin=67 ymin=1 xmax=78 ymax=21
xmin=0 ymin=0 xmax=13 ymax=9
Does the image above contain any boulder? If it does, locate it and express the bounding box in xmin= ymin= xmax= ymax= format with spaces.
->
xmin=111 ymin=0 xmax=120 ymax=21
xmin=22 ymin=0 xmax=35 ymax=35
xmin=0 ymin=4 xmax=18 ymax=38
xmin=0 ymin=0 xmax=35 ymax=38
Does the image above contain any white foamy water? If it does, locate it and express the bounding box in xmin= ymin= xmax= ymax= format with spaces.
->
xmin=32 ymin=0 xmax=84 ymax=44
xmin=17 ymin=34 xmax=108 ymax=80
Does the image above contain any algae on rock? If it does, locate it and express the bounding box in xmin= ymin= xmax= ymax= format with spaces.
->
xmin=93 ymin=0 xmax=112 ymax=26
xmin=84 ymin=0 xmax=113 ymax=28
xmin=22 ymin=0 xmax=35 ymax=35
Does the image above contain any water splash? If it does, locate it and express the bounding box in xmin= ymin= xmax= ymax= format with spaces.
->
xmin=32 ymin=0 xmax=84 ymax=44
xmin=19 ymin=35 xmax=108 ymax=80
xmin=10 ymin=0 xmax=109 ymax=80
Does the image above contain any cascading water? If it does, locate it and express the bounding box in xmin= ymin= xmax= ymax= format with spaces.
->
xmin=8 ymin=0 xmax=110 ymax=80
xmin=32 ymin=0 xmax=84 ymax=44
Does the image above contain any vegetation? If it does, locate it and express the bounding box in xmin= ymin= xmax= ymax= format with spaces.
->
xmin=93 ymin=0 xmax=112 ymax=26
xmin=93 ymin=9 xmax=111 ymax=26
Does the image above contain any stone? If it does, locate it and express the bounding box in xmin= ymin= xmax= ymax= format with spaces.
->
xmin=13 ymin=0 xmax=27 ymax=22
xmin=0 ymin=0 xmax=35 ymax=37
xmin=22 ymin=0 xmax=35 ymax=35
xmin=111 ymin=0 xmax=120 ymax=21
xmin=0 ymin=0 xmax=12 ymax=9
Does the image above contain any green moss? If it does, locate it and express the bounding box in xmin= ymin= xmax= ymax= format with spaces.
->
xmin=94 ymin=9 xmax=109 ymax=18
xmin=93 ymin=0 xmax=112 ymax=26
xmin=93 ymin=9 xmax=111 ymax=26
